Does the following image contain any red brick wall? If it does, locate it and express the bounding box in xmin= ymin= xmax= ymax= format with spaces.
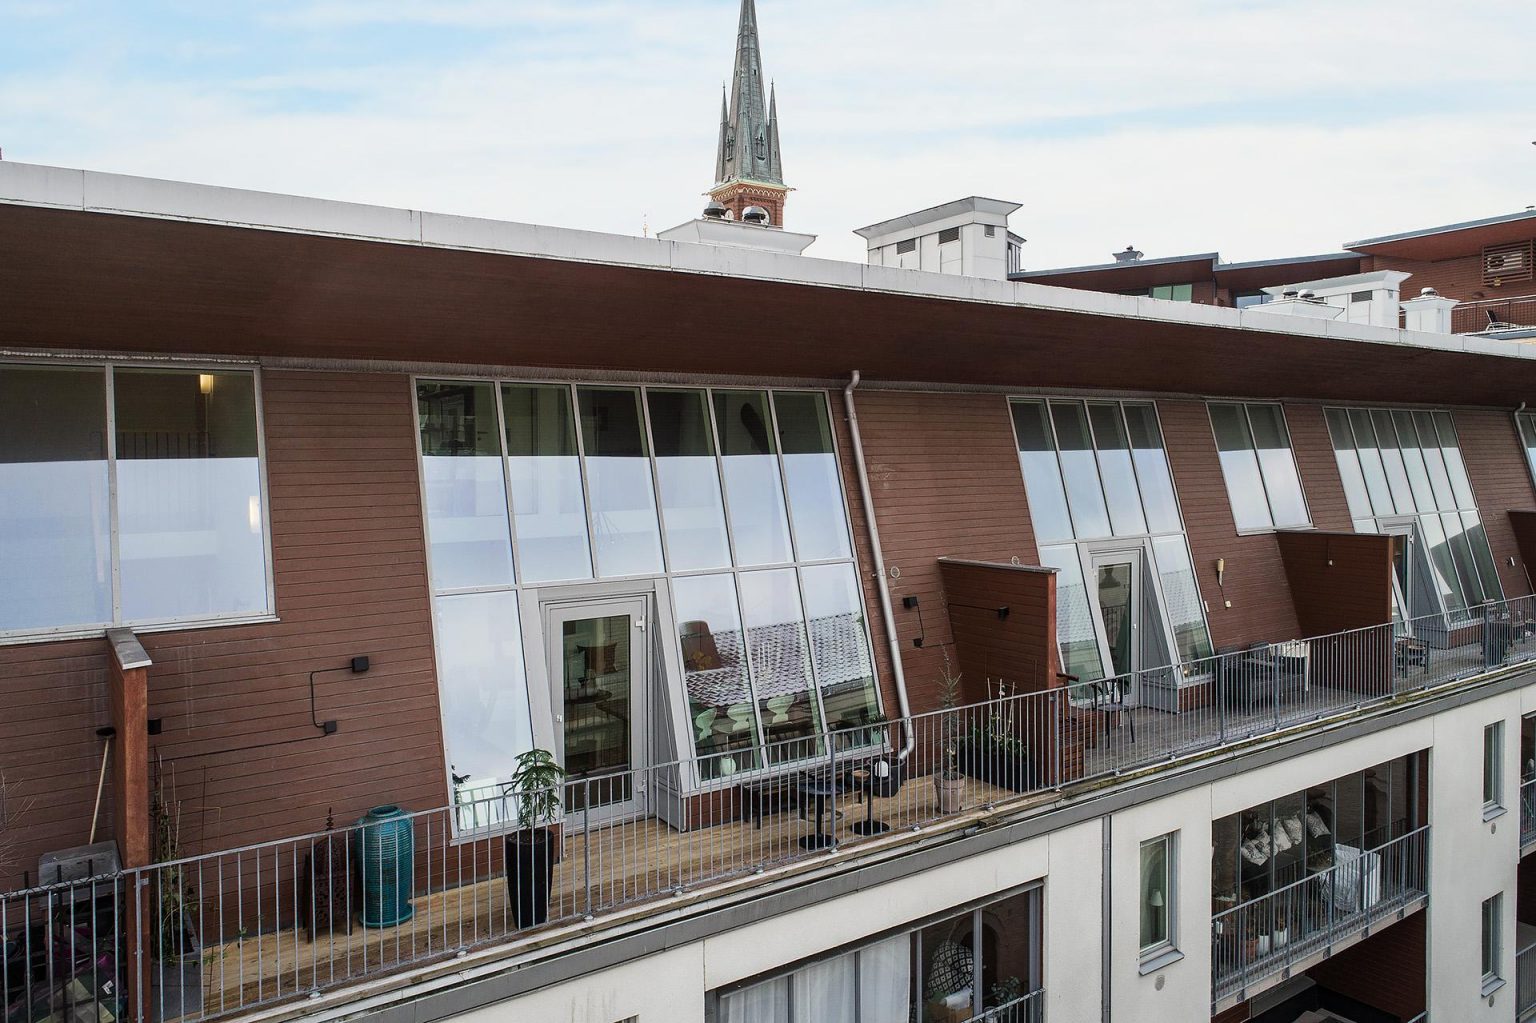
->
xmin=937 ymin=560 xmax=1057 ymax=699
xmin=1456 ymin=410 xmax=1536 ymax=597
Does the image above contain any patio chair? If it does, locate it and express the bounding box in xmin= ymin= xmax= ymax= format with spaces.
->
xmin=1085 ymin=676 xmax=1136 ymax=743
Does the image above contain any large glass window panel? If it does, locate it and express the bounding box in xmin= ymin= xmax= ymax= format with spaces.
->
xmin=1209 ymin=403 xmax=1272 ymax=531
xmin=1040 ymin=544 xmax=1104 ymax=682
xmin=1433 ymin=412 xmax=1477 ymax=509
xmin=1088 ymin=402 xmax=1148 ymax=536
xmin=1347 ymin=410 xmax=1396 ymax=517
xmin=714 ymin=390 xmax=794 ymax=566
xmin=1462 ymin=512 xmax=1503 ymax=605
xmin=1247 ymin=404 xmax=1310 ymax=527
xmin=435 ymin=590 xmax=533 ymax=827
xmin=502 ymin=383 xmax=592 ymax=582
xmin=738 ymin=568 xmax=822 ymax=758
xmin=1151 ymin=536 xmax=1214 ymax=663
xmin=1415 ymin=514 xmax=1467 ymax=614
xmin=1439 ymin=511 xmax=1489 ymax=609
xmin=790 ymin=953 xmax=855 ymax=1021
xmin=1371 ymin=410 xmax=1416 ymax=514
xmin=674 ymin=573 xmax=760 ymax=778
xmin=719 ymin=978 xmax=789 ymax=1023
xmin=1325 ymin=409 xmax=1373 ymax=521
xmin=1392 ymin=411 xmax=1437 ymax=513
xmin=1412 ymin=412 xmax=1457 ymax=510
xmin=919 ymin=912 xmax=977 ymax=1022
xmin=1010 ymin=400 xmax=1074 ymax=543
xmin=1520 ymin=413 xmax=1536 ymax=485
xmin=800 ymin=563 xmax=880 ymax=739
xmin=773 ymin=391 xmax=854 ymax=562
xmin=1139 ymin=835 xmax=1172 ymax=952
xmin=577 ymin=387 xmax=664 ymax=577
xmin=116 ymin=369 xmax=268 ymax=622
xmin=1049 ymin=401 xmax=1112 ymax=539
xmin=0 ymin=366 xmax=111 ymax=631
xmin=416 ymin=381 xmax=515 ymax=591
xmin=857 ymin=935 xmax=912 ymax=1022
xmin=647 ymin=389 xmax=731 ymax=571
xmin=1124 ymin=403 xmax=1181 ymax=534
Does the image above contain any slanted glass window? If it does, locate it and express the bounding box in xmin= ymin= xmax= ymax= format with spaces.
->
xmin=1140 ymin=834 xmax=1175 ymax=956
xmin=647 ymin=389 xmax=730 ymax=572
xmin=502 ymin=383 xmax=591 ymax=583
xmin=1009 ymin=398 xmax=1213 ymax=680
xmin=578 ymin=387 xmax=665 ymax=578
xmin=1 ymin=362 xmax=273 ymax=638
xmin=1208 ymin=402 xmax=1310 ymax=531
xmin=675 ymin=572 xmax=759 ymax=779
xmin=1326 ymin=406 xmax=1502 ymax=625
xmin=739 ymin=568 xmax=821 ymax=759
xmin=773 ymin=391 xmax=853 ymax=562
xmin=417 ymin=381 xmax=515 ymax=590
xmin=801 ymin=563 xmax=880 ymax=738
xmin=715 ymin=390 xmax=794 ymax=566
xmin=0 ymin=366 xmax=111 ymax=631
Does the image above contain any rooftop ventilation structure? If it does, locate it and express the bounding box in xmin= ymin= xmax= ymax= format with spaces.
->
xmin=1113 ymin=245 xmax=1143 ymax=263
xmin=741 ymin=206 xmax=770 ymax=225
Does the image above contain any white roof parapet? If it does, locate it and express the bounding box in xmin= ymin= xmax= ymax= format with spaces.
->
xmin=3 ymin=161 xmax=1535 ymax=364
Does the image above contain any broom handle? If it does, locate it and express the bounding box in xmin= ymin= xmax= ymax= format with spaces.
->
xmin=89 ymin=736 xmax=112 ymax=845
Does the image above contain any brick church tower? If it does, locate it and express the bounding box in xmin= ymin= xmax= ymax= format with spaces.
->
xmin=709 ymin=0 xmax=790 ymax=227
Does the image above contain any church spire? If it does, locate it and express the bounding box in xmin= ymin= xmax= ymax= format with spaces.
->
xmin=707 ymin=0 xmax=790 ymax=226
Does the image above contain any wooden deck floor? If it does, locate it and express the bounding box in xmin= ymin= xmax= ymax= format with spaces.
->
xmin=191 ymin=774 xmax=1018 ymax=1019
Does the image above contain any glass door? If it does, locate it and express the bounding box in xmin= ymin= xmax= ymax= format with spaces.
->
xmin=546 ymin=596 xmax=649 ymax=819
xmin=1093 ymin=555 xmax=1138 ymax=679
xmin=1088 ymin=547 xmax=1174 ymax=706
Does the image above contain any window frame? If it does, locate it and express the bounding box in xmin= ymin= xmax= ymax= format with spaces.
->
xmin=1484 ymin=720 xmax=1505 ymax=818
xmin=412 ymin=375 xmax=880 ymax=819
xmin=1482 ymin=892 xmax=1504 ymax=993
xmin=1139 ymin=832 xmax=1178 ymax=964
xmin=1204 ymin=400 xmax=1313 ymax=534
xmin=0 ymin=358 xmax=277 ymax=644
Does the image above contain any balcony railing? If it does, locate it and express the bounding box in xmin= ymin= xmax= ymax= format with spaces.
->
xmin=1522 ymin=777 xmax=1536 ymax=850
xmin=4 ymin=597 xmax=1536 ymax=1023
xmin=959 ymin=987 xmax=1045 ymax=1022
xmin=1211 ymin=826 xmax=1429 ymax=1005
xmin=1453 ymin=295 xmax=1536 ymax=334
xmin=1520 ymin=940 xmax=1536 ymax=1021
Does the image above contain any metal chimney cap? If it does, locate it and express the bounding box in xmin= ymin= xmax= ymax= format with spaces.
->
xmin=1420 ymin=286 xmax=1439 ymax=297
xmin=741 ymin=206 xmax=770 ymax=225
xmin=703 ymin=201 xmax=729 ymax=219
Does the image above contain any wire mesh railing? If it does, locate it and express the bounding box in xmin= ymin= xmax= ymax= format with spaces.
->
xmin=5 ymin=596 xmax=1536 ymax=1022
xmin=1211 ymin=826 xmax=1429 ymax=1004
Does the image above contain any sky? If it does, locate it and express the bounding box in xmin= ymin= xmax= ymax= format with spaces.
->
xmin=2 ymin=0 xmax=1534 ymax=269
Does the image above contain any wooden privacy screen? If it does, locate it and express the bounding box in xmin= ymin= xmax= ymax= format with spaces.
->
xmin=1507 ymin=510 xmax=1536 ymax=591
xmin=1275 ymin=531 xmax=1395 ymax=698
xmin=935 ymin=558 xmax=1058 ymax=700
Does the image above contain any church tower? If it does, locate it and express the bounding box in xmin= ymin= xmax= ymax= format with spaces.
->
xmin=709 ymin=0 xmax=789 ymax=227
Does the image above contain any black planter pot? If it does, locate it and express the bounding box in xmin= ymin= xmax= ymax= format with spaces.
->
xmin=505 ymin=828 xmax=555 ymax=928
xmin=956 ymin=738 xmax=1037 ymax=793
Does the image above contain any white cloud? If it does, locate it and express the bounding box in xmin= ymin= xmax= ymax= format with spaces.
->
xmin=1 ymin=0 xmax=1532 ymax=270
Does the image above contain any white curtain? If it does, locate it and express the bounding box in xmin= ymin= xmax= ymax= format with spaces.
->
xmin=720 ymin=978 xmax=789 ymax=1023
xmin=858 ymin=934 xmax=912 ymax=1022
xmin=792 ymin=953 xmax=856 ymax=1021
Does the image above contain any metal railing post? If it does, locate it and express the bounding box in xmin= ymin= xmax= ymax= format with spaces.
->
xmin=583 ymin=778 xmax=592 ymax=919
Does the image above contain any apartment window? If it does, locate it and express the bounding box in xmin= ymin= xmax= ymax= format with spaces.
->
xmin=1140 ymin=834 xmax=1176 ymax=958
xmin=1325 ymin=407 xmax=1502 ymax=627
xmin=1011 ymin=398 xmax=1214 ymax=686
xmin=1482 ymin=893 xmax=1503 ymax=991
xmin=0 ymin=362 xmax=272 ymax=638
xmin=416 ymin=382 xmax=878 ymax=811
xmin=1208 ymin=403 xmax=1310 ymax=531
xmin=1234 ymin=291 xmax=1271 ymax=309
xmin=1149 ymin=284 xmax=1194 ymax=302
xmin=714 ymin=888 xmax=1042 ymax=1023
xmin=1484 ymin=721 xmax=1505 ymax=813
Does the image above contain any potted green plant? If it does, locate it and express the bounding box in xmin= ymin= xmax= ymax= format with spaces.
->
xmin=149 ymin=763 xmax=201 ymax=1023
xmin=933 ymin=658 xmax=965 ymax=813
xmin=956 ymin=680 xmax=1037 ymax=793
xmin=504 ymin=749 xmax=566 ymax=928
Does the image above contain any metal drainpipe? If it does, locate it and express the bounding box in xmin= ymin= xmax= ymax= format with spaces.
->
xmin=843 ymin=370 xmax=915 ymax=761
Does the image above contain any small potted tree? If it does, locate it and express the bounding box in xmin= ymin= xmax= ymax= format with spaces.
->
xmin=504 ymin=749 xmax=566 ymax=929
xmin=149 ymin=764 xmax=201 ymax=1022
xmin=933 ymin=658 xmax=966 ymax=813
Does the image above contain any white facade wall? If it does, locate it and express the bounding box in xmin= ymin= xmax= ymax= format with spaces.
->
xmin=436 ymin=682 xmax=1531 ymax=1023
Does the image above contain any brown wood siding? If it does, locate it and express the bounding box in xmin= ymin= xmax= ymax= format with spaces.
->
xmin=0 ymin=371 xmax=445 ymax=889
xmin=1305 ymin=912 xmax=1426 ymax=1019
xmin=1283 ymin=404 xmax=1355 ymax=532
xmin=937 ymin=561 xmax=1056 ymax=699
xmin=1455 ymin=410 xmax=1536 ymax=598
xmin=1275 ymin=531 xmax=1395 ymax=636
xmin=1157 ymin=400 xmax=1302 ymax=648
xmin=851 ymin=390 xmax=1038 ymax=715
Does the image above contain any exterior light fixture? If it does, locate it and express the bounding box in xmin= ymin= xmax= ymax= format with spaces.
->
xmin=199 ymin=373 xmax=214 ymax=395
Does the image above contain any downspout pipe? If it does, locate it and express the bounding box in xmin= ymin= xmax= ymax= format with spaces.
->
xmin=843 ymin=371 xmax=915 ymax=761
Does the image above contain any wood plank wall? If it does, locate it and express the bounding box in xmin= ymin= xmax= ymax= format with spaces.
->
xmin=936 ymin=560 xmax=1057 ymax=701
xmin=0 ymin=370 xmax=445 ymax=890
xmin=1456 ymin=410 xmax=1536 ymax=597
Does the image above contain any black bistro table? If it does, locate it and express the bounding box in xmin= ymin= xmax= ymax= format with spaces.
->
xmin=796 ymin=770 xmax=845 ymax=849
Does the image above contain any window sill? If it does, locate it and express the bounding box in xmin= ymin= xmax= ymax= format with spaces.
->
xmin=0 ymin=613 xmax=281 ymax=648
xmin=1481 ymin=975 xmax=1506 ymax=998
xmin=1234 ymin=524 xmax=1315 ymax=537
xmin=1484 ymin=804 xmax=1508 ymax=823
xmin=1138 ymin=947 xmax=1184 ymax=976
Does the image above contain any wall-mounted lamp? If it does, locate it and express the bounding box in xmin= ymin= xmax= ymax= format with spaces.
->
xmin=309 ymin=656 xmax=371 ymax=735
xmin=1215 ymin=558 xmax=1226 ymax=586
xmin=198 ymin=373 xmax=214 ymax=396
